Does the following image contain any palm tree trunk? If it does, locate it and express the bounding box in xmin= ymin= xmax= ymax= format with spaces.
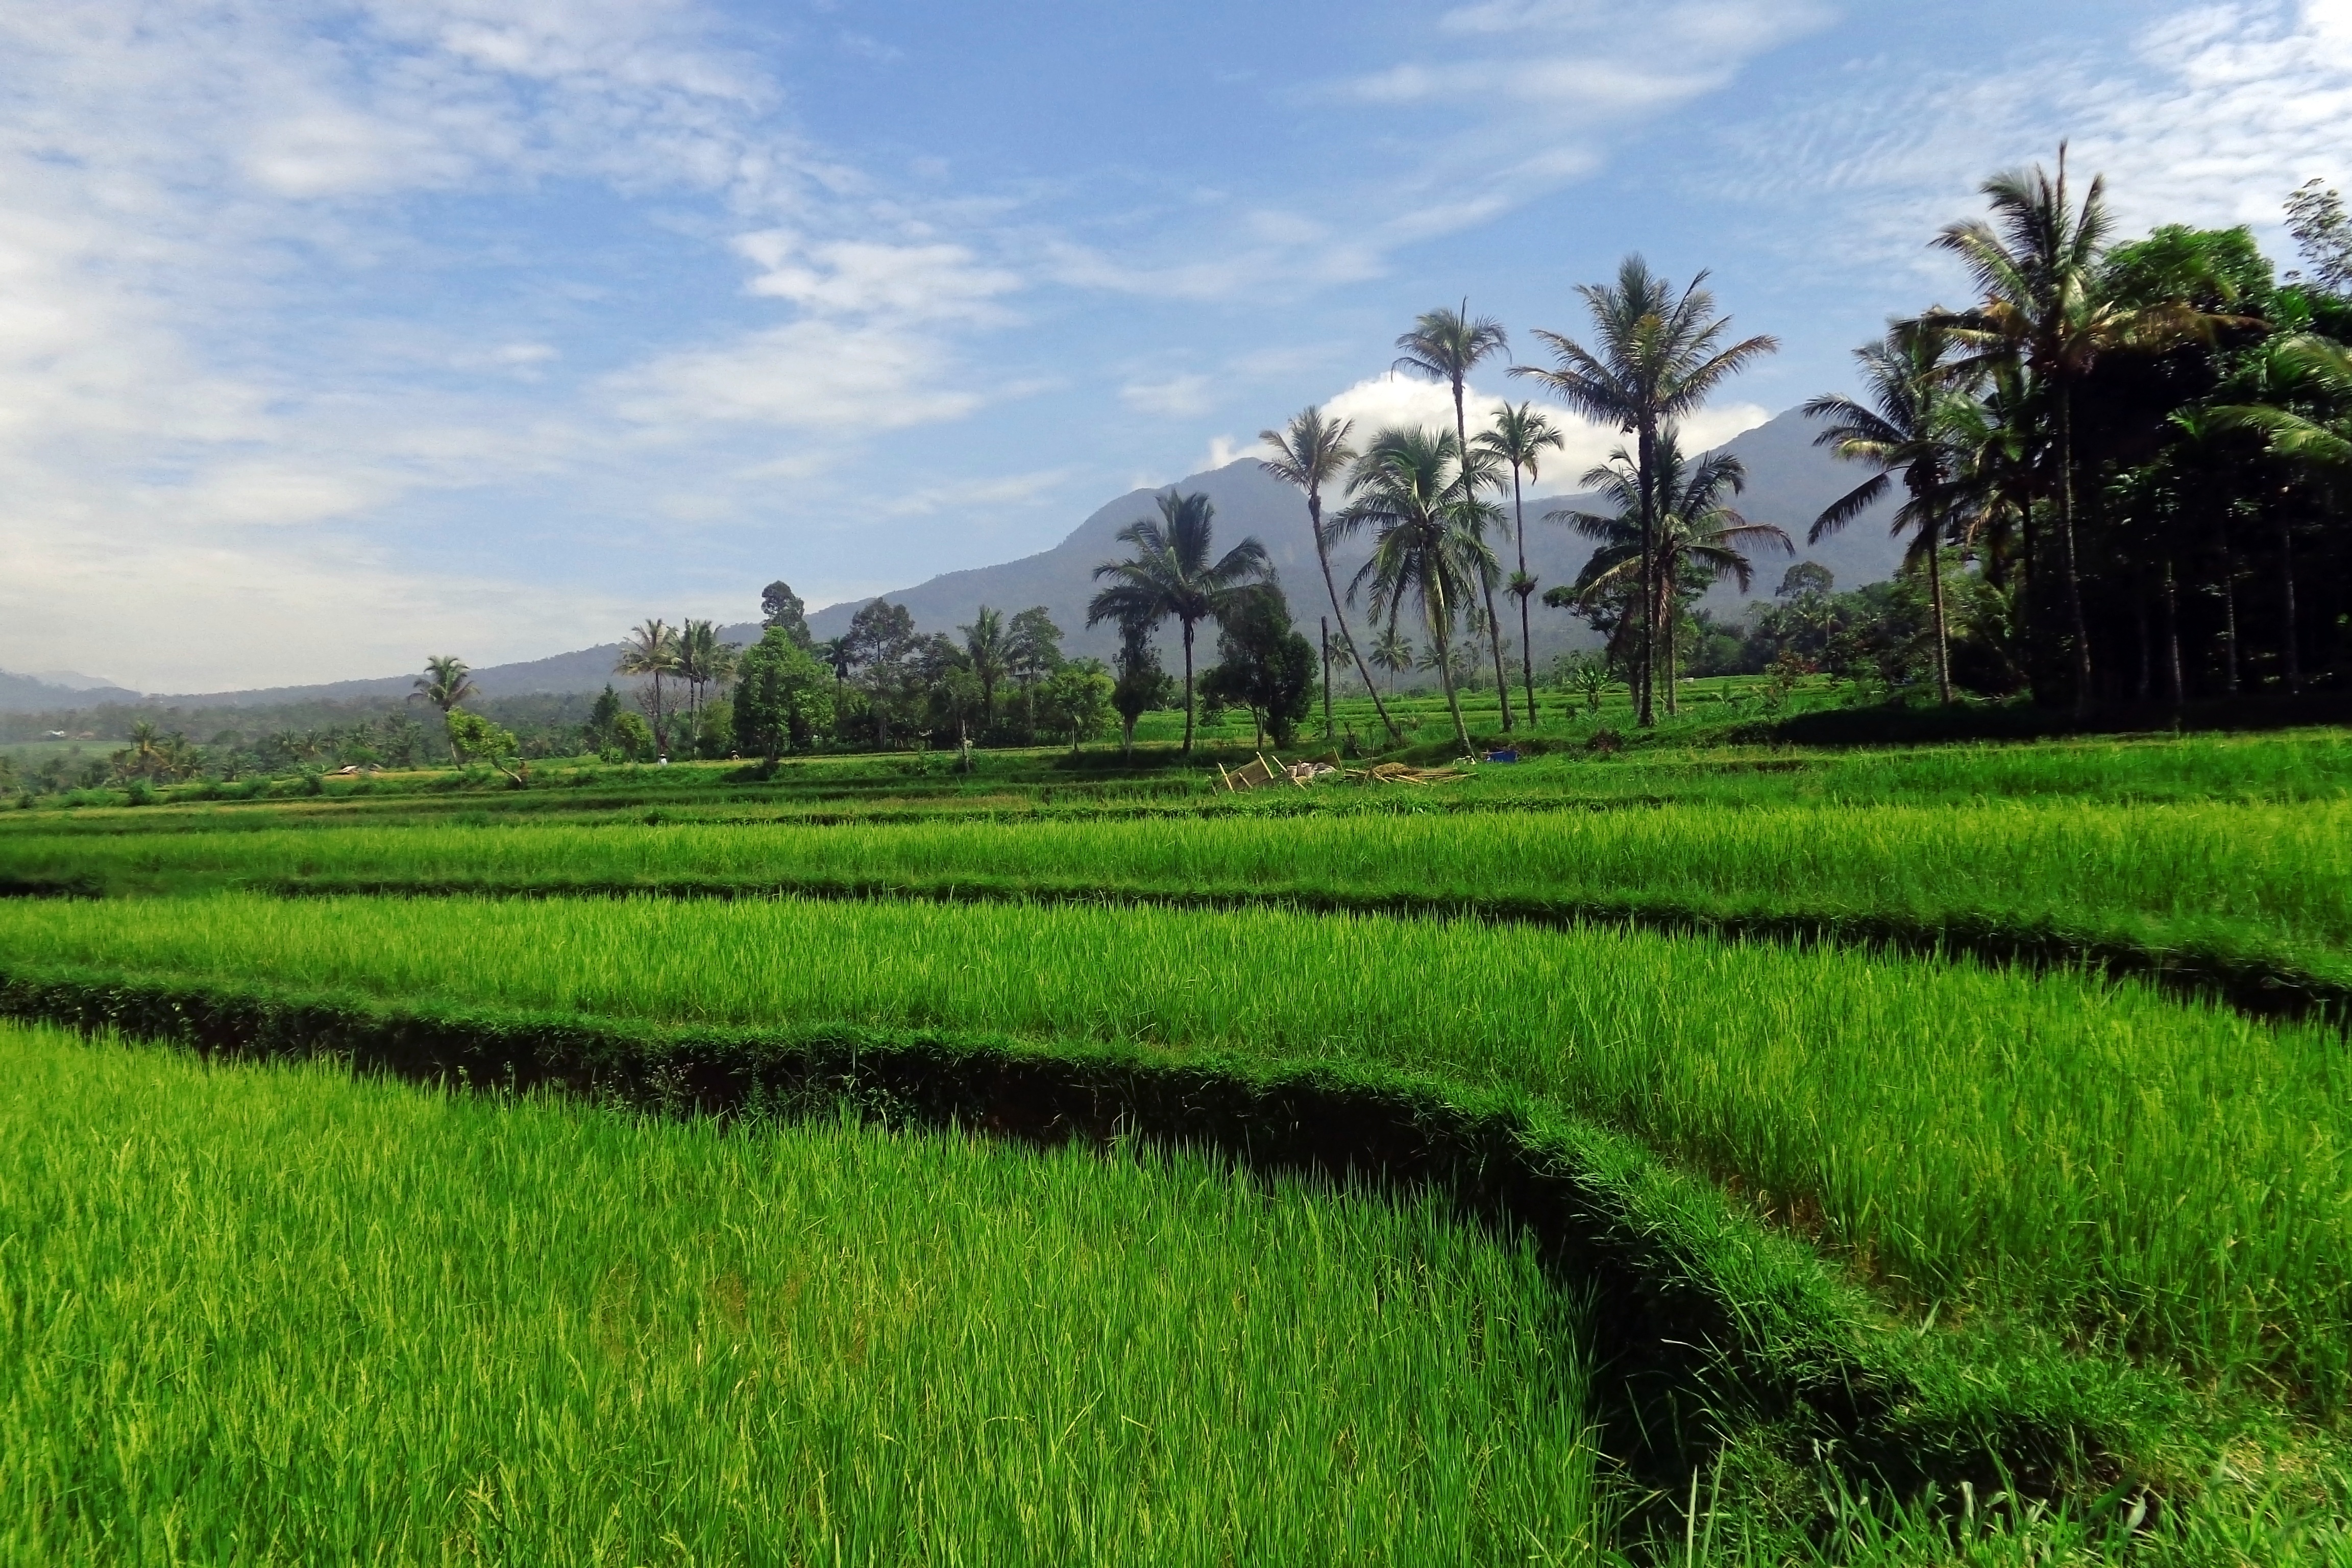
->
xmin=1453 ymin=389 xmax=1512 ymax=731
xmin=1927 ymin=520 xmax=1952 ymax=705
xmin=652 ymin=672 xmax=669 ymax=759
xmin=2222 ymin=547 xmax=2241 ymax=695
xmin=2057 ymin=388 xmax=2094 ymax=716
xmin=2280 ymin=515 xmax=2302 ymax=696
xmin=1514 ymin=465 xmax=1538 ymax=725
xmin=1311 ymin=496 xmax=1400 ymax=743
xmin=1636 ymin=421 xmax=1657 ymax=728
xmin=1181 ymin=619 xmax=1196 ymax=754
xmin=2163 ymin=558 xmax=2185 ymax=710
xmin=1430 ymin=585 xmax=1472 ymax=755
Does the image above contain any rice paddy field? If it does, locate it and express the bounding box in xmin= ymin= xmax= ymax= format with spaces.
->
xmin=0 ymin=1019 xmax=1604 ymax=1565
xmin=5 ymin=722 xmax=2352 ymax=1562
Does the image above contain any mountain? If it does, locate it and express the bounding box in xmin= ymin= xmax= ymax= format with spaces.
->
xmin=22 ymin=406 xmax=1900 ymax=713
xmin=0 ymin=669 xmax=139 ymax=714
xmin=804 ymin=406 xmax=1903 ymax=668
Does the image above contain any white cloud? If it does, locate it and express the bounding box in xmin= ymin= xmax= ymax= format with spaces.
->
xmin=1735 ymin=0 xmax=2352 ymax=281
xmin=885 ymin=468 xmax=1073 ymax=518
xmin=1121 ymin=373 xmax=1218 ymax=419
xmin=1317 ymin=374 xmax=1768 ymax=492
xmin=610 ymin=318 xmax=985 ymax=432
xmin=734 ymin=231 xmax=1021 ymax=323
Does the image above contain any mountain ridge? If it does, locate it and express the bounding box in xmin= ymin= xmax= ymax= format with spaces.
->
xmin=6 ymin=407 xmax=1899 ymax=713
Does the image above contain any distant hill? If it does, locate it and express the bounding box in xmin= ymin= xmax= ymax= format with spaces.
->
xmin=804 ymin=406 xmax=1903 ymax=668
xmin=0 ymin=669 xmax=139 ymax=715
xmin=32 ymin=406 xmax=1900 ymax=713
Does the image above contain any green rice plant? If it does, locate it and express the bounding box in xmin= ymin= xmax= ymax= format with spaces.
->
xmin=2 ymin=893 xmax=2344 ymax=1408
xmin=10 ymin=798 xmax=2352 ymax=995
xmin=0 ymin=1017 xmax=1605 ymax=1566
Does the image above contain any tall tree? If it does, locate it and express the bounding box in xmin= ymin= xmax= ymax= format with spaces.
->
xmin=1557 ymin=429 xmax=1790 ymax=710
xmin=614 ymin=619 xmax=682 ymax=758
xmin=410 ymin=655 xmax=478 ymax=717
xmin=1929 ymin=146 xmax=2225 ymax=714
xmin=676 ymin=619 xmax=738 ymax=729
xmin=1475 ymin=402 xmax=1566 ymax=725
xmin=1369 ymin=626 xmax=1414 ymax=696
xmin=1261 ymin=405 xmax=1402 ymax=744
xmin=1336 ymin=426 xmax=1497 ymax=755
xmin=760 ymin=581 xmax=814 ymax=648
xmin=1803 ymin=324 xmax=1972 ymax=704
xmin=1396 ymin=302 xmax=1516 ymax=728
xmin=1110 ymin=614 xmax=1172 ymax=760
xmin=1086 ymin=491 xmax=1271 ymax=755
xmin=1514 ymin=257 xmax=1778 ymax=726
xmin=844 ymin=600 xmax=918 ymax=747
xmin=1200 ymin=584 xmax=1316 ymax=750
xmin=1006 ymin=607 xmax=1065 ymax=688
xmin=959 ymin=606 xmax=1010 ymax=730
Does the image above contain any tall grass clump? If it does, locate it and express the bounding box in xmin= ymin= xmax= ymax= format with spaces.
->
xmin=3 ymin=893 xmax=2344 ymax=1407
xmin=0 ymin=1018 xmax=1604 ymax=1565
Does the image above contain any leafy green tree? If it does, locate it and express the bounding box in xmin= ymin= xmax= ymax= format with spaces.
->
xmin=1037 ymin=659 xmax=1114 ymax=750
xmin=1396 ymin=302 xmax=1516 ymax=728
xmin=1514 ymin=257 xmax=1778 ymax=726
xmin=1200 ymin=586 xmax=1316 ymax=750
xmin=733 ymin=628 xmax=836 ymax=762
xmin=1475 ymin=402 xmax=1566 ymax=724
xmin=1109 ymin=616 xmax=1173 ymax=758
xmin=445 ymin=709 xmax=524 ymax=782
xmin=1804 ymin=323 xmax=1975 ymax=704
xmin=585 ymin=685 xmax=624 ymax=754
xmin=760 ymin=580 xmax=814 ymax=648
xmin=608 ymin=710 xmax=654 ymax=762
xmin=1006 ymin=607 xmax=1064 ymax=687
xmin=1261 ymin=405 xmax=1401 ymax=744
xmin=614 ymin=619 xmax=682 ymax=758
xmin=843 ymin=600 xmax=919 ymax=747
xmin=1335 ymin=426 xmax=1497 ymax=754
xmin=2285 ymin=180 xmax=2352 ymax=295
xmin=1086 ymin=491 xmax=1271 ymax=755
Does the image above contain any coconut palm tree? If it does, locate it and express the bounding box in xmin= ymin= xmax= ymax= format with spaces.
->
xmin=1804 ymin=323 xmax=1972 ymax=704
xmin=1928 ymin=146 xmax=2232 ymax=714
xmin=1476 ymin=402 xmax=1566 ymax=724
xmin=1261 ymin=405 xmax=1402 ymax=745
xmin=1370 ymin=626 xmax=1413 ymax=696
xmin=410 ymin=655 xmax=477 ymax=717
xmin=1556 ymin=429 xmax=1790 ymax=712
xmin=676 ymin=619 xmax=737 ymax=729
xmin=1086 ymin=491 xmax=1271 ymax=755
xmin=960 ymin=605 xmax=1010 ymax=730
xmin=1396 ymin=301 xmax=1516 ymax=728
xmin=615 ymin=619 xmax=682 ymax=759
xmin=1335 ymin=426 xmax=1497 ymax=755
xmin=1513 ymin=257 xmax=1778 ymax=726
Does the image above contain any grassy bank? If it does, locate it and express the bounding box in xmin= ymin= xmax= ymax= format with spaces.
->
xmin=0 ymin=1018 xmax=1606 ymax=1565
xmin=3 ymin=892 xmax=2342 ymax=1409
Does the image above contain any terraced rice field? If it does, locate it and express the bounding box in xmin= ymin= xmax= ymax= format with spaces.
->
xmin=0 ymin=1019 xmax=1604 ymax=1565
xmin=5 ymin=727 xmax=2351 ymax=1562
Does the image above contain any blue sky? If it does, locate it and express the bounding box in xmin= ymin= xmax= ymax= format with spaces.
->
xmin=3 ymin=0 xmax=2348 ymax=690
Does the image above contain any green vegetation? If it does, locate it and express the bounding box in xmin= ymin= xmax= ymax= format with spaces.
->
xmin=4 ymin=890 xmax=2344 ymax=1412
xmin=11 ymin=797 xmax=2351 ymax=1001
xmin=0 ymin=1017 xmax=1604 ymax=1564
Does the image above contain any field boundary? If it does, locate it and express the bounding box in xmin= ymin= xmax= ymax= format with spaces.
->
xmin=0 ymin=959 xmax=2177 ymax=1517
xmin=235 ymin=871 xmax=2350 ymax=1028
